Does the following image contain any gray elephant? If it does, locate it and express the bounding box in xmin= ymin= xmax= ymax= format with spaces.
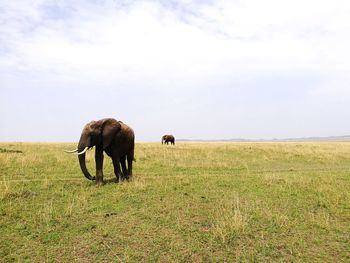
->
xmin=65 ymin=118 xmax=135 ymax=185
xmin=162 ymin=134 xmax=175 ymax=145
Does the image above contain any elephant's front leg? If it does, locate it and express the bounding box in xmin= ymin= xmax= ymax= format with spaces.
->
xmin=95 ymin=146 xmax=104 ymax=185
xmin=112 ymin=155 xmax=123 ymax=183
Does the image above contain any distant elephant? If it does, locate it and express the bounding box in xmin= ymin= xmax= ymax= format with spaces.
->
xmin=65 ymin=118 xmax=135 ymax=185
xmin=162 ymin=134 xmax=175 ymax=145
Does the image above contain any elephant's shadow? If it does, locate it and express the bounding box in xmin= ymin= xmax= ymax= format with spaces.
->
xmin=95 ymin=177 xmax=132 ymax=185
xmin=103 ymin=178 xmax=119 ymax=184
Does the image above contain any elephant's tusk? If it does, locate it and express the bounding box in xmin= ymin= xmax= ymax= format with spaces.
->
xmin=74 ymin=147 xmax=89 ymax=155
xmin=64 ymin=149 xmax=78 ymax=153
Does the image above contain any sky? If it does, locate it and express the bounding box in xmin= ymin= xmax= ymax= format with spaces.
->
xmin=1 ymin=0 xmax=350 ymax=142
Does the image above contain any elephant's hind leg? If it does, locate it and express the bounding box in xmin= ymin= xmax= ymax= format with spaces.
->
xmin=120 ymin=155 xmax=127 ymax=180
xmin=112 ymin=155 xmax=122 ymax=183
xmin=126 ymin=153 xmax=133 ymax=180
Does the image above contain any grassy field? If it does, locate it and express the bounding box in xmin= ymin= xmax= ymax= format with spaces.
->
xmin=0 ymin=142 xmax=350 ymax=262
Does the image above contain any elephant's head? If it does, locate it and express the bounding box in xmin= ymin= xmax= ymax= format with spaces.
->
xmin=66 ymin=118 xmax=121 ymax=180
xmin=161 ymin=135 xmax=168 ymax=144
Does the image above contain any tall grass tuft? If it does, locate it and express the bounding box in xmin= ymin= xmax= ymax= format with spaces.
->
xmin=211 ymin=194 xmax=248 ymax=243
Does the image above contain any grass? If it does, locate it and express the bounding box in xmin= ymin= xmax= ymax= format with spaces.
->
xmin=0 ymin=142 xmax=350 ymax=262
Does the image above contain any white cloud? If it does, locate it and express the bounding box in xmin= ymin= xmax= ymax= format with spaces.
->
xmin=2 ymin=0 xmax=350 ymax=83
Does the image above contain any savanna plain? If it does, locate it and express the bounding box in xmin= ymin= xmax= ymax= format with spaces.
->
xmin=0 ymin=142 xmax=350 ymax=262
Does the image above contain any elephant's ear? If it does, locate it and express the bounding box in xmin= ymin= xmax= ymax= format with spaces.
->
xmin=101 ymin=119 xmax=121 ymax=149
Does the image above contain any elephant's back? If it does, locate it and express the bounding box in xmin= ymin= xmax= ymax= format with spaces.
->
xmin=115 ymin=121 xmax=135 ymax=149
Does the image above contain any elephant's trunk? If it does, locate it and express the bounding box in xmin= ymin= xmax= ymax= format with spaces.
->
xmin=78 ymin=152 xmax=95 ymax=181
xmin=77 ymin=135 xmax=95 ymax=181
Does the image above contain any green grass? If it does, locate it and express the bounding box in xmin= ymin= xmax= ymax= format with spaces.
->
xmin=1 ymin=142 xmax=350 ymax=262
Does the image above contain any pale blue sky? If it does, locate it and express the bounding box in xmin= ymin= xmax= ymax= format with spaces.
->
xmin=1 ymin=0 xmax=350 ymax=141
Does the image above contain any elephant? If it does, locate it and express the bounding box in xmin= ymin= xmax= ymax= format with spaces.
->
xmin=162 ymin=134 xmax=175 ymax=145
xmin=65 ymin=118 xmax=135 ymax=185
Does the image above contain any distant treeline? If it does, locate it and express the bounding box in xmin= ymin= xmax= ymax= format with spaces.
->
xmin=0 ymin=148 xmax=23 ymax=154
xmin=178 ymin=135 xmax=350 ymax=142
